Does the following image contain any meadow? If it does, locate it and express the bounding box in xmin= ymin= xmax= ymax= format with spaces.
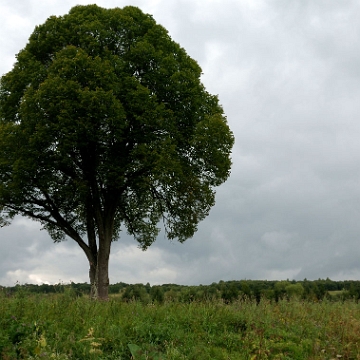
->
xmin=1 ymin=288 xmax=360 ymax=359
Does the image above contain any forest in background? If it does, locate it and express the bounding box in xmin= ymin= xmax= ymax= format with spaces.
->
xmin=2 ymin=278 xmax=360 ymax=303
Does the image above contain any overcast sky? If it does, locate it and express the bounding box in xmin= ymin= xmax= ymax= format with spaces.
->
xmin=1 ymin=0 xmax=360 ymax=287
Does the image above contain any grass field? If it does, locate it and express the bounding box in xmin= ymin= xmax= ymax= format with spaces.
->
xmin=1 ymin=289 xmax=360 ymax=359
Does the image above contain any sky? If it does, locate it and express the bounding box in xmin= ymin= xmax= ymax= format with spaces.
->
xmin=1 ymin=0 xmax=360 ymax=287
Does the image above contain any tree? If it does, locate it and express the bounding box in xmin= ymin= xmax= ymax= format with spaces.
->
xmin=221 ymin=283 xmax=239 ymax=303
xmin=150 ymin=285 xmax=164 ymax=303
xmin=285 ymin=283 xmax=304 ymax=300
xmin=0 ymin=5 xmax=234 ymax=300
xmin=274 ymin=281 xmax=290 ymax=302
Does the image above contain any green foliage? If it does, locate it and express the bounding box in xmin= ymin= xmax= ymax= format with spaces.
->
xmin=121 ymin=284 xmax=150 ymax=303
xmin=0 ymin=4 xmax=233 ymax=244
xmin=285 ymin=283 xmax=304 ymax=299
xmin=220 ymin=283 xmax=239 ymax=303
xmin=150 ymin=285 xmax=164 ymax=304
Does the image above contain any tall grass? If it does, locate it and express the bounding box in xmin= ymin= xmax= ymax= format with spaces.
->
xmin=1 ymin=289 xmax=360 ymax=359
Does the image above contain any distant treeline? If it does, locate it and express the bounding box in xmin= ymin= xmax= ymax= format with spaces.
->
xmin=2 ymin=279 xmax=360 ymax=302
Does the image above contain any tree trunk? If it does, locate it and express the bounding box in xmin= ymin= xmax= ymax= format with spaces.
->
xmin=89 ymin=261 xmax=98 ymax=299
xmin=96 ymin=236 xmax=111 ymax=300
xmin=86 ymin=198 xmax=98 ymax=299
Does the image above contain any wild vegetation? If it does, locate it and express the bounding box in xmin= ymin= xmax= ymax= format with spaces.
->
xmin=1 ymin=280 xmax=360 ymax=359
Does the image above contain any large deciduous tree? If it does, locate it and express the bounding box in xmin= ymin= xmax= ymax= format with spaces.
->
xmin=0 ymin=5 xmax=234 ymax=300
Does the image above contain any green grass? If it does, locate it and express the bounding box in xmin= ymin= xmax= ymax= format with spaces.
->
xmin=1 ymin=290 xmax=360 ymax=359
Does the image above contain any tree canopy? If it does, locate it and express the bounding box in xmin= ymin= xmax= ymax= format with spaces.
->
xmin=0 ymin=5 xmax=234 ymax=299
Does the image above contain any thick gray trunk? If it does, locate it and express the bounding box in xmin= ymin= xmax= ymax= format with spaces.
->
xmin=89 ymin=261 xmax=98 ymax=299
xmin=95 ymin=235 xmax=111 ymax=300
xmin=97 ymin=256 xmax=110 ymax=300
xmin=89 ymin=258 xmax=109 ymax=300
xmin=87 ymin=201 xmax=114 ymax=300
